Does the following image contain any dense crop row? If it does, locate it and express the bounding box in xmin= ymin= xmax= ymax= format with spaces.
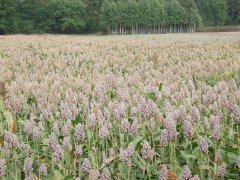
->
xmin=0 ymin=35 xmax=240 ymax=179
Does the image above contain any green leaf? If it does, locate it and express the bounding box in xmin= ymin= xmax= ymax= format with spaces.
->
xmin=199 ymin=165 xmax=213 ymax=171
xmin=118 ymin=163 xmax=128 ymax=179
xmin=68 ymin=150 xmax=75 ymax=167
xmin=159 ymin=82 xmax=163 ymax=91
xmin=53 ymin=170 xmax=63 ymax=180
xmin=133 ymin=84 xmax=144 ymax=94
xmin=182 ymin=154 xmax=198 ymax=159
xmin=89 ymin=152 xmax=97 ymax=168
xmin=132 ymin=84 xmax=156 ymax=101
xmin=145 ymin=92 xmax=156 ymax=101
xmin=132 ymin=136 xmax=143 ymax=147
xmin=221 ymin=147 xmax=239 ymax=155
xmin=64 ymin=175 xmax=74 ymax=180
xmin=0 ymin=136 xmax=3 ymax=146
xmin=0 ymin=99 xmax=4 ymax=112
xmin=4 ymin=110 xmax=13 ymax=132
xmin=133 ymin=153 xmax=147 ymax=171
xmin=153 ymin=131 xmax=160 ymax=142
xmin=179 ymin=151 xmax=204 ymax=161
xmin=86 ymin=128 xmax=92 ymax=142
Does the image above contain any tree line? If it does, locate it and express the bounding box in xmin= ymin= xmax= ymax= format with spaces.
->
xmin=0 ymin=0 xmax=239 ymax=35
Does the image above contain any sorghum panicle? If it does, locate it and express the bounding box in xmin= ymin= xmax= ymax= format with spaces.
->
xmin=183 ymin=120 xmax=194 ymax=139
xmin=119 ymin=143 xmax=135 ymax=163
xmin=23 ymin=157 xmax=33 ymax=176
xmin=75 ymin=145 xmax=83 ymax=158
xmin=39 ymin=163 xmax=48 ymax=176
xmin=99 ymin=125 xmax=110 ymax=139
xmin=129 ymin=119 xmax=138 ymax=136
xmin=0 ymin=159 xmax=6 ymax=177
xmin=216 ymin=163 xmax=226 ymax=177
xmin=159 ymin=164 xmax=168 ymax=180
xmin=62 ymin=120 xmax=72 ymax=136
xmin=75 ymin=123 xmax=85 ymax=142
xmin=198 ymin=136 xmax=208 ymax=154
xmin=81 ymin=158 xmax=91 ymax=174
xmin=89 ymin=169 xmax=100 ymax=180
xmin=203 ymin=117 xmax=210 ymax=131
xmin=100 ymin=167 xmax=111 ymax=180
xmin=121 ymin=118 xmax=130 ymax=133
xmin=160 ymin=129 xmax=169 ymax=146
xmin=62 ymin=136 xmax=72 ymax=151
xmin=181 ymin=165 xmax=192 ymax=180
xmin=48 ymin=133 xmax=58 ymax=151
xmin=141 ymin=140 xmax=154 ymax=160
xmin=53 ymin=144 xmax=64 ymax=163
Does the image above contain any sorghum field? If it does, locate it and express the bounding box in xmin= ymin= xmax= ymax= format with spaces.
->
xmin=0 ymin=33 xmax=240 ymax=180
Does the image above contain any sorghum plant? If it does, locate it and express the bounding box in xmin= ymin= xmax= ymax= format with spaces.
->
xmin=0 ymin=34 xmax=239 ymax=179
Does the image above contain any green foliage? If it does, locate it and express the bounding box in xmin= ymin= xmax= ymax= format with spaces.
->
xmin=0 ymin=0 xmax=18 ymax=34
xmin=0 ymin=0 xmax=238 ymax=34
xmin=204 ymin=0 xmax=228 ymax=26
xmin=226 ymin=0 xmax=240 ymax=25
xmin=84 ymin=0 xmax=105 ymax=32
xmin=53 ymin=0 xmax=86 ymax=34
xmin=195 ymin=0 xmax=232 ymax=26
xmin=101 ymin=0 xmax=202 ymax=34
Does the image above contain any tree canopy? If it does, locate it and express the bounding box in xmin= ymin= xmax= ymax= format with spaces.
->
xmin=0 ymin=0 xmax=239 ymax=34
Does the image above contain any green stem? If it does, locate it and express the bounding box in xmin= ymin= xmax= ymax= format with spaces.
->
xmin=237 ymin=123 xmax=239 ymax=147
xmin=35 ymin=140 xmax=40 ymax=178
xmin=73 ymin=137 xmax=77 ymax=176
xmin=174 ymin=142 xmax=176 ymax=172
xmin=207 ymin=153 xmax=212 ymax=180
xmin=9 ymin=170 xmax=17 ymax=180
xmin=14 ymin=150 xmax=18 ymax=179
xmin=78 ymin=160 xmax=81 ymax=177
xmin=128 ymin=162 xmax=131 ymax=180
xmin=161 ymin=147 xmax=164 ymax=162
xmin=170 ymin=142 xmax=173 ymax=165
xmin=51 ymin=154 xmax=54 ymax=172
xmin=147 ymin=162 xmax=151 ymax=180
